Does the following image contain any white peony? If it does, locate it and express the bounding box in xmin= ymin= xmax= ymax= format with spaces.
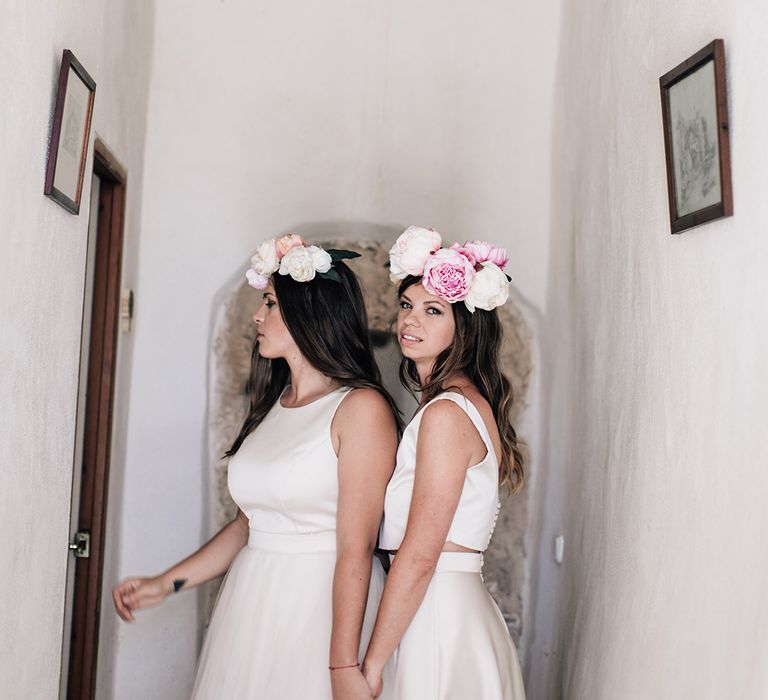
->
xmin=389 ymin=226 xmax=443 ymax=280
xmin=307 ymin=245 xmax=332 ymax=273
xmin=463 ymin=262 xmax=510 ymax=312
xmin=279 ymin=246 xmax=317 ymax=282
xmin=249 ymin=239 xmax=280 ymax=276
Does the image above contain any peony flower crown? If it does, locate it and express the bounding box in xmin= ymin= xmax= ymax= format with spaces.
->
xmin=388 ymin=226 xmax=511 ymax=312
xmin=246 ymin=234 xmax=360 ymax=290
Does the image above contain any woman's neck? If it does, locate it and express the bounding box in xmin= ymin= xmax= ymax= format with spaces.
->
xmin=417 ymin=367 xmax=471 ymax=396
xmin=283 ymin=353 xmax=337 ymax=406
xmin=415 ymin=360 xmax=434 ymax=386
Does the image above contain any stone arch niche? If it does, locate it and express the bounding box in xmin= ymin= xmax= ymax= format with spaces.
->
xmin=207 ymin=238 xmax=533 ymax=644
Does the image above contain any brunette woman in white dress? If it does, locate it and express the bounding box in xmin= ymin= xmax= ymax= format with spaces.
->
xmin=362 ymin=227 xmax=526 ymax=699
xmin=113 ymin=235 xmax=400 ymax=700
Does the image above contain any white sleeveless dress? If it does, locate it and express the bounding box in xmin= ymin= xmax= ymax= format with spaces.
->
xmin=380 ymin=391 xmax=526 ymax=700
xmin=191 ymin=387 xmax=387 ymax=699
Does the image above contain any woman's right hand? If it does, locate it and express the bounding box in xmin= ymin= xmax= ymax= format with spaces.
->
xmin=112 ymin=576 xmax=170 ymax=622
xmin=111 ymin=511 xmax=250 ymax=622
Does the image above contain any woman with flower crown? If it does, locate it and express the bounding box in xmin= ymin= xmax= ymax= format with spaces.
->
xmin=112 ymin=234 xmax=400 ymax=699
xmin=361 ymin=227 xmax=526 ymax=699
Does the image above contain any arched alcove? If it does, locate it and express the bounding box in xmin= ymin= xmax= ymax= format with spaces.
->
xmin=206 ymin=238 xmax=533 ymax=643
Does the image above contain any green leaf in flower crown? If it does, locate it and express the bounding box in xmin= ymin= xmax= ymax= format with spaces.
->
xmin=505 ymin=274 xmax=512 ymax=282
xmin=326 ymin=249 xmax=361 ymax=262
xmin=319 ymin=268 xmax=342 ymax=283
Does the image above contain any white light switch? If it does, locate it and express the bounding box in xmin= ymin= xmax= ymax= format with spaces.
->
xmin=554 ymin=535 xmax=564 ymax=565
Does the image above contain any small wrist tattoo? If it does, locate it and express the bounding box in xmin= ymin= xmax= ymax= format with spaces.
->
xmin=172 ymin=578 xmax=187 ymax=593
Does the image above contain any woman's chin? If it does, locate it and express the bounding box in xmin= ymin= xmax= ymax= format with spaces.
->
xmin=398 ymin=342 xmax=428 ymax=363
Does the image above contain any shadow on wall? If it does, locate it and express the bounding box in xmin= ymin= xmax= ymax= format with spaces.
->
xmin=202 ymin=221 xmax=535 ymax=649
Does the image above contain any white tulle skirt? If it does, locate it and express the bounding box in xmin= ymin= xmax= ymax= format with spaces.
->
xmin=191 ymin=530 xmax=386 ymax=700
xmin=387 ymin=552 xmax=525 ymax=700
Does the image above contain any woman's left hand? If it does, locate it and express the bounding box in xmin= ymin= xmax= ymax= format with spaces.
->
xmin=330 ymin=667 xmax=375 ymax=699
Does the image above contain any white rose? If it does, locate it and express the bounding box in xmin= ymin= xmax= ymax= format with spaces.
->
xmin=307 ymin=245 xmax=332 ymax=273
xmin=279 ymin=246 xmax=316 ymax=282
xmin=249 ymin=239 xmax=280 ymax=276
xmin=463 ymin=262 xmax=510 ymax=312
xmin=389 ymin=226 xmax=442 ymax=280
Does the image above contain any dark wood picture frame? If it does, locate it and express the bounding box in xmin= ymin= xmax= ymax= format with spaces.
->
xmin=44 ymin=49 xmax=97 ymax=214
xmin=659 ymin=39 xmax=733 ymax=234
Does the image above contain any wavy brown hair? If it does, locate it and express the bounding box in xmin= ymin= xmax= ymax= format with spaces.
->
xmin=397 ymin=276 xmax=524 ymax=493
xmin=226 ymin=261 xmax=402 ymax=456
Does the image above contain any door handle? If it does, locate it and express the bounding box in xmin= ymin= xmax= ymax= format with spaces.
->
xmin=68 ymin=531 xmax=91 ymax=559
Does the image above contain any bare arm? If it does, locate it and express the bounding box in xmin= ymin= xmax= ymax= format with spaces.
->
xmin=112 ymin=509 xmax=249 ymax=621
xmin=330 ymin=389 xmax=398 ymax=699
xmin=362 ymin=401 xmax=477 ymax=693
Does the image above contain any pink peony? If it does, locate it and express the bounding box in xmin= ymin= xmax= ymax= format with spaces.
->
xmin=449 ymin=242 xmax=477 ymax=266
xmin=275 ymin=233 xmax=304 ymax=259
xmin=421 ymin=248 xmax=476 ymax=302
xmin=462 ymin=240 xmax=509 ymax=269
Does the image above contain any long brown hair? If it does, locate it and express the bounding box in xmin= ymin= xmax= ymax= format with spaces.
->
xmin=227 ymin=262 xmax=402 ymax=456
xmin=397 ymin=276 xmax=524 ymax=493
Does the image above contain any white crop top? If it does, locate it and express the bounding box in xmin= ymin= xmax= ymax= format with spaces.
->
xmin=379 ymin=392 xmax=501 ymax=552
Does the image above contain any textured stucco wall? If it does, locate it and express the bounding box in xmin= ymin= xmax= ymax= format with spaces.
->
xmin=0 ymin=2 xmax=154 ymax=698
xmin=526 ymin=1 xmax=768 ymax=698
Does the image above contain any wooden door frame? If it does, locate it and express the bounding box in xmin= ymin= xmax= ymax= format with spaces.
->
xmin=66 ymin=140 xmax=126 ymax=700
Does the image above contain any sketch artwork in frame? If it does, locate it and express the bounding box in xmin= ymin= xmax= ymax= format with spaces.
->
xmin=44 ymin=50 xmax=96 ymax=215
xmin=659 ymin=39 xmax=733 ymax=234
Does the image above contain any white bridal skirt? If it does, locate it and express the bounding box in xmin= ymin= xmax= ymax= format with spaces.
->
xmin=191 ymin=529 xmax=386 ymax=700
xmin=387 ymin=552 xmax=526 ymax=700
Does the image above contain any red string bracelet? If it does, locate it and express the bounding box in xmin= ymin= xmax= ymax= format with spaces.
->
xmin=328 ymin=662 xmax=360 ymax=671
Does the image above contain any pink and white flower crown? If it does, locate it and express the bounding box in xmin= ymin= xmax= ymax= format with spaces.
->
xmin=246 ymin=234 xmax=359 ymax=290
xmin=388 ymin=226 xmax=511 ymax=312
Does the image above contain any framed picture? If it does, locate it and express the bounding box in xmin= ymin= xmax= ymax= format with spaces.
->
xmin=659 ymin=39 xmax=732 ymax=234
xmin=44 ymin=50 xmax=97 ymax=214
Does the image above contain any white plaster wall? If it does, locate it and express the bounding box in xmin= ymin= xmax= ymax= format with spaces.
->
xmin=0 ymin=1 xmax=154 ymax=698
xmin=527 ymin=1 xmax=768 ymax=697
xmin=111 ymin=1 xmax=560 ymax=696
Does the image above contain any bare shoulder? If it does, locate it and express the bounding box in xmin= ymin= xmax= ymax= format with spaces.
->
xmin=340 ymin=386 xmax=392 ymax=412
xmin=447 ymin=385 xmax=498 ymax=431
xmin=451 ymin=384 xmax=492 ymax=416
xmin=420 ymin=388 xmax=499 ymax=462
xmin=416 ymin=400 xmax=476 ymax=470
xmin=420 ymin=398 xmax=474 ymax=436
xmin=334 ymin=387 xmax=396 ymax=429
